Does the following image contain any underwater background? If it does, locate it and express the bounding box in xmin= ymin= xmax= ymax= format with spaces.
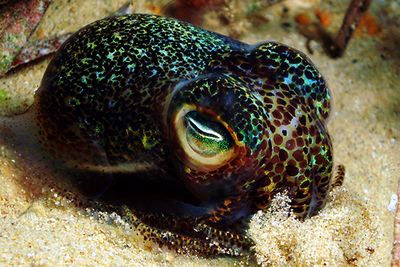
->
xmin=0 ymin=0 xmax=399 ymax=266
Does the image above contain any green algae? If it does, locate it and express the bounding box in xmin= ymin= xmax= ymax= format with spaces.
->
xmin=0 ymin=88 xmax=8 ymax=103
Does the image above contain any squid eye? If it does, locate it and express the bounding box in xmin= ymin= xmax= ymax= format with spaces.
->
xmin=184 ymin=111 xmax=233 ymax=157
xmin=173 ymin=108 xmax=237 ymax=171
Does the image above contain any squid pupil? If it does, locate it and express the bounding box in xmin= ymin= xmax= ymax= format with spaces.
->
xmin=183 ymin=111 xmax=233 ymax=156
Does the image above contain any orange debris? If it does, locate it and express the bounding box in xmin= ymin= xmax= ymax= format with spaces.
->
xmin=356 ymin=12 xmax=379 ymax=36
xmin=145 ymin=4 xmax=162 ymax=15
xmin=315 ymin=9 xmax=331 ymax=27
xmin=295 ymin=13 xmax=311 ymax=26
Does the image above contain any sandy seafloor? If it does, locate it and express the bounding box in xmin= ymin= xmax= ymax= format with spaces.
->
xmin=0 ymin=0 xmax=399 ymax=266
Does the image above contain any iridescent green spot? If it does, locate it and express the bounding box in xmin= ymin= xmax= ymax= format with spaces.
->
xmin=243 ymin=179 xmax=256 ymax=189
xmin=95 ymin=124 xmax=104 ymax=134
xmin=65 ymin=97 xmax=80 ymax=107
xmin=106 ymin=51 xmax=115 ymax=60
xmin=110 ymin=73 xmax=119 ymax=82
xmin=122 ymin=56 xmax=131 ymax=63
xmin=81 ymin=58 xmax=90 ymax=65
xmin=95 ymin=71 xmax=105 ymax=80
xmin=127 ymin=63 xmax=135 ymax=72
xmin=64 ymin=69 xmax=73 ymax=77
xmin=113 ymin=32 xmax=123 ymax=41
xmin=86 ymin=41 xmax=97 ymax=49
xmin=141 ymin=133 xmax=158 ymax=150
xmin=81 ymin=75 xmax=88 ymax=84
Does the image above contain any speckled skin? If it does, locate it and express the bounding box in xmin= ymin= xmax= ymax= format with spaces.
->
xmin=34 ymin=14 xmax=335 ymax=255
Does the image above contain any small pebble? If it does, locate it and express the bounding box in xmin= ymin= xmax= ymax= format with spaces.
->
xmin=388 ymin=193 xmax=398 ymax=212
